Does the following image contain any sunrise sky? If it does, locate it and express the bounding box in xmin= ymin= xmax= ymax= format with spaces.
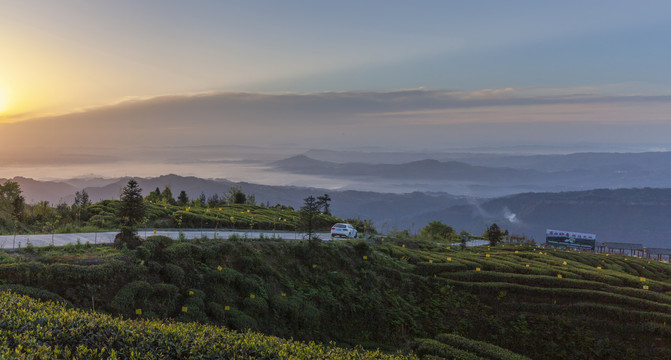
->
xmin=1 ymin=0 xmax=671 ymax=179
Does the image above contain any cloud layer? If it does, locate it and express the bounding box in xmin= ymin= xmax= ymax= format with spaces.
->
xmin=1 ymin=88 xmax=670 ymax=169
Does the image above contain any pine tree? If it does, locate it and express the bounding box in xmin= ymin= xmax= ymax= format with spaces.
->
xmin=161 ymin=186 xmax=176 ymax=205
xmin=116 ymin=179 xmax=145 ymax=249
xmin=177 ymin=190 xmax=189 ymax=206
xmin=299 ymin=195 xmax=321 ymax=243
xmin=317 ymin=194 xmax=332 ymax=215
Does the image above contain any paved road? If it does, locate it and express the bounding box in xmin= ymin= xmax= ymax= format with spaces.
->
xmin=0 ymin=229 xmax=332 ymax=249
xmin=0 ymin=229 xmax=490 ymax=250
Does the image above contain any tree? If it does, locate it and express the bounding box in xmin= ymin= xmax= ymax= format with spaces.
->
xmin=161 ymin=186 xmax=176 ymax=205
xmin=196 ymin=192 xmax=207 ymax=207
xmin=116 ymin=179 xmax=146 ymax=249
xmin=484 ymin=223 xmax=507 ymax=246
xmin=299 ymin=195 xmax=321 ymax=243
xmin=146 ymin=187 xmax=162 ymax=203
xmin=317 ymin=194 xmax=332 ymax=215
xmin=177 ymin=190 xmax=189 ymax=206
xmin=208 ymin=193 xmax=220 ymax=207
xmin=0 ymin=181 xmax=25 ymax=233
xmin=226 ymin=186 xmax=247 ymax=204
xmin=246 ymin=194 xmax=256 ymax=206
xmin=420 ymin=221 xmax=455 ymax=241
xmin=460 ymin=230 xmax=470 ymax=249
xmin=73 ymin=190 xmax=92 ymax=224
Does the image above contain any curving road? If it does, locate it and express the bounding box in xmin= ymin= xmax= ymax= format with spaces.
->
xmin=0 ymin=229 xmax=490 ymax=250
xmin=0 ymin=229 xmax=332 ymax=249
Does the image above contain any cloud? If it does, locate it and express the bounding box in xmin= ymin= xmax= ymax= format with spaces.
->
xmin=1 ymin=88 xmax=670 ymax=169
xmin=503 ymin=207 xmax=521 ymax=224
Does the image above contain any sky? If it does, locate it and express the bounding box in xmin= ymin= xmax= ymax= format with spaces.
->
xmin=1 ymin=0 xmax=671 ymax=180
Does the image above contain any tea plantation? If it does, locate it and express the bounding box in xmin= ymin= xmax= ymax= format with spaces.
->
xmin=1 ymin=236 xmax=670 ymax=359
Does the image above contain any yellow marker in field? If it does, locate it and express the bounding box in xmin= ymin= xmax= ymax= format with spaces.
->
xmin=643 ymin=285 xmax=649 ymax=290
xmin=189 ymin=290 xmax=194 ymax=296
xmin=182 ymin=307 xmax=188 ymax=312
xmin=563 ymin=261 xmax=567 ymax=265
xmin=135 ymin=309 xmax=142 ymax=315
xmin=429 ymin=259 xmax=433 ymax=263
xmin=476 ymin=267 xmax=481 ymax=271
xmin=281 ymin=293 xmax=286 ymax=297
xmin=597 ymin=266 xmax=602 ymax=270
xmin=557 ymin=274 xmax=563 ymax=279
xmin=153 ymin=230 xmax=157 ymax=234
xmin=447 ymin=257 xmax=452 ymax=261
xmin=486 ymin=254 xmax=490 ymax=258
xmin=250 ymin=294 xmax=255 ymax=299
xmin=312 ymin=264 xmax=317 ymax=268
xmin=224 ymin=306 xmax=230 ymax=311
xmin=363 ymin=256 xmax=368 ymax=260
xmin=446 ymin=246 xmax=451 ymax=249
xmin=525 ymin=264 xmax=530 ymax=267
xmin=515 ymin=250 xmax=519 ymax=254
xmin=217 ymin=265 xmax=223 ymax=271
xmin=640 ymin=277 xmax=646 ymax=282
xmin=402 ymin=244 xmax=405 ymax=248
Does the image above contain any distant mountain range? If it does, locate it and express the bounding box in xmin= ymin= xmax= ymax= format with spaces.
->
xmin=271 ymin=152 xmax=671 ymax=196
xmin=273 ymin=155 xmax=543 ymax=182
xmin=2 ymin=174 xmax=671 ymax=248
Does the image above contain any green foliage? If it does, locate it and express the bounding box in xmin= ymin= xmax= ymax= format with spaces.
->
xmin=420 ymin=221 xmax=455 ymax=241
xmin=116 ymin=179 xmax=146 ymax=249
xmin=0 ymin=180 xmax=25 ymax=231
xmin=1 ymin=235 xmax=671 ymax=359
xmin=413 ymin=338 xmax=484 ymax=360
xmin=299 ymin=195 xmax=321 ymax=242
xmin=484 ymin=223 xmax=506 ymax=246
xmin=0 ymin=291 xmax=416 ymax=359
xmin=434 ymin=333 xmax=531 ymax=360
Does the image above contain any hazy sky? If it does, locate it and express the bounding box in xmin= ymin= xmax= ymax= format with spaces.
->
xmin=1 ymin=1 xmax=670 ymax=179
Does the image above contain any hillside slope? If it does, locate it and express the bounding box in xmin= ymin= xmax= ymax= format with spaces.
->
xmin=0 ymin=291 xmax=415 ymax=360
xmin=1 ymin=237 xmax=670 ymax=359
xmin=402 ymin=188 xmax=671 ymax=248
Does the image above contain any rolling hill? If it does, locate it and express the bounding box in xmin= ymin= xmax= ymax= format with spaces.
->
xmin=1 ymin=237 xmax=670 ymax=359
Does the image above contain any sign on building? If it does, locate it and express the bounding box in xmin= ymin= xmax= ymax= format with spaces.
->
xmin=546 ymin=229 xmax=596 ymax=250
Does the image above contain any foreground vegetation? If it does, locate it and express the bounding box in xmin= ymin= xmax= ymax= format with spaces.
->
xmin=0 ymin=291 xmax=415 ymax=359
xmin=1 ymin=235 xmax=670 ymax=359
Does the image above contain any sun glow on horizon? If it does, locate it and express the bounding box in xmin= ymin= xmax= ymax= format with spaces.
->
xmin=0 ymin=87 xmax=9 ymax=114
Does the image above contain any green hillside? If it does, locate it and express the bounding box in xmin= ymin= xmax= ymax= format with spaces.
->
xmin=1 ymin=236 xmax=670 ymax=359
xmin=0 ymin=291 xmax=414 ymax=359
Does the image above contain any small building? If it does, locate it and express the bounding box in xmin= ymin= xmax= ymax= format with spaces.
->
xmin=645 ymin=248 xmax=671 ymax=262
xmin=597 ymin=242 xmax=645 ymax=257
